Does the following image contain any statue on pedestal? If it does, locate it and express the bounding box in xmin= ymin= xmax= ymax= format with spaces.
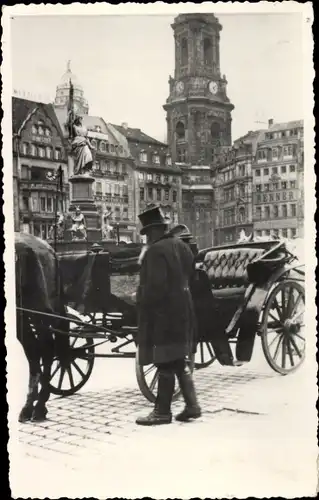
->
xmin=68 ymin=115 xmax=95 ymax=176
xmin=70 ymin=206 xmax=87 ymax=240
xmin=102 ymin=209 xmax=113 ymax=239
xmin=48 ymin=212 xmax=65 ymax=241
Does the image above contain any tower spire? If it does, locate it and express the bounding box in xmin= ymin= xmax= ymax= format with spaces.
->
xmin=67 ymin=60 xmax=71 ymax=72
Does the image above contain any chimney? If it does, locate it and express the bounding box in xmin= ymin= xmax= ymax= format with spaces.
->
xmin=268 ymin=118 xmax=274 ymax=128
xmin=121 ymin=122 xmax=128 ymax=129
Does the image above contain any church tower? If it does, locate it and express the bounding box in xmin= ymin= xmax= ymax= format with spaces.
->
xmin=164 ymin=13 xmax=234 ymax=248
xmin=54 ymin=61 xmax=89 ymax=116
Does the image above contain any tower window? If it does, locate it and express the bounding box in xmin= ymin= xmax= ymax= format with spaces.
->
xmin=204 ymin=38 xmax=213 ymax=66
xmin=176 ymin=121 xmax=185 ymax=140
xmin=211 ymin=122 xmax=220 ymax=141
xmin=181 ymin=38 xmax=188 ymax=66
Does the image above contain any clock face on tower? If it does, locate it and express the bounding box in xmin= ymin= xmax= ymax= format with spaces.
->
xmin=209 ymin=81 xmax=218 ymax=95
xmin=175 ymin=81 xmax=184 ymax=94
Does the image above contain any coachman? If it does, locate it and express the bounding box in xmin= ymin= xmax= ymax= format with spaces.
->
xmin=135 ymin=206 xmax=201 ymax=425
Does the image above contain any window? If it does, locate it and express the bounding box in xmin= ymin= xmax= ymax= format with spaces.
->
xmin=38 ymin=147 xmax=45 ymax=158
xmin=173 ymin=191 xmax=177 ymax=203
xmin=238 ymin=207 xmax=245 ymax=223
xmin=46 ymin=147 xmax=52 ymax=159
xmin=38 ymin=125 xmax=44 ymax=136
xmin=256 ymin=207 xmax=262 ymax=220
xmin=138 ymin=172 xmax=144 ymax=181
xmin=272 ymin=182 xmax=279 ymax=191
xmin=177 ymin=148 xmax=186 ymax=163
xmin=204 ymin=37 xmax=213 ymax=65
xmin=140 ymin=188 xmax=145 ymax=201
xmin=273 ymin=229 xmax=279 ymax=238
xmin=255 ymin=169 xmax=261 ymax=177
xmin=140 ymin=152 xmax=147 ymax=162
xmin=114 ymin=184 xmax=120 ymax=196
xmin=31 ymin=144 xmax=37 ymax=156
xmin=273 ymin=205 xmax=279 ymax=218
xmin=265 ymin=229 xmax=271 ymax=236
xmin=239 ymin=184 xmax=245 ymax=197
xmin=22 ymin=196 xmax=29 ymax=210
xmin=163 ymin=189 xmax=169 ymax=201
xmin=272 ymin=167 xmax=278 ymax=175
xmin=264 ymin=183 xmax=269 ymax=192
xmin=283 ymin=145 xmax=293 ymax=157
xmin=21 ymin=165 xmax=29 ymax=179
xmin=45 ymin=128 xmax=51 ymax=137
xmin=257 ymin=150 xmax=267 ymax=161
xmin=47 ymin=197 xmax=53 ymax=212
xmin=22 ymin=143 xmax=29 ymax=155
xmin=291 ymin=204 xmax=297 ymax=217
xmin=255 ymin=230 xmax=262 ymax=238
xmin=282 ymin=204 xmax=288 ymax=218
xmin=272 ymin=148 xmax=278 ymax=159
xmin=264 ymin=167 xmax=269 ymax=176
xmin=96 ymin=182 xmax=102 ymax=195
xmin=40 ymin=197 xmax=46 ymax=212
xmin=122 ymin=184 xmax=128 ymax=196
xmin=166 ymin=156 xmax=172 ymax=166
xmin=281 ymin=165 xmax=287 ymax=174
xmin=155 ymin=174 xmax=161 ymax=182
xmin=181 ymin=37 xmax=188 ymax=66
xmin=265 ymin=206 xmax=270 ymax=219
xmin=289 ymin=164 xmax=296 ymax=173
xmin=176 ymin=122 xmax=185 ymax=140
xmin=54 ymin=149 xmax=61 ymax=160
xmin=290 ymin=180 xmax=296 ymax=189
xmin=31 ymin=125 xmax=37 ymax=134
xmin=281 ymin=181 xmax=287 ymax=190
xmin=282 ymin=229 xmax=288 ymax=238
xmin=147 ymin=187 xmax=153 ymax=199
xmin=147 ymin=173 xmax=152 ymax=181
xmin=211 ymin=122 xmax=220 ymax=141
xmin=100 ymin=142 xmax=106 ymax=152
xmin=291 ymin=228 xmax=297 ymax=238
xmin=123 ymin=207 xmax=128 ymax=219
xmin=156 ymin=188 xmax=161 ymax=201
xmin=256 ymin=184 xmax=262 ymax=192
xmin=164 ymin=175 xmax=169 ymax=183
xmin=153 ymin=155 xmax=160 ymax=164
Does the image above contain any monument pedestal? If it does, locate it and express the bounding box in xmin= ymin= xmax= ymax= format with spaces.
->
xmin=67 ymin=175 xmax=101 ymax=242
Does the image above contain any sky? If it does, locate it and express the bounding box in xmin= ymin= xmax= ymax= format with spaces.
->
xmin=10 ymin=11 xmax=305 ymax=143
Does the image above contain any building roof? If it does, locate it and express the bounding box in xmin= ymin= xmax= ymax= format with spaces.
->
xmin=12 ymin=96 xmax=64 ymax=137
xmin=111 ymin=123 xmax=167 ymax=147
xmin=268 ymin=120 xmax=303 ymax=132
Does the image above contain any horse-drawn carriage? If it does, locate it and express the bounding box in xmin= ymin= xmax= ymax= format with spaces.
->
xmin=15 ymin=231 xmax=305 ymax=421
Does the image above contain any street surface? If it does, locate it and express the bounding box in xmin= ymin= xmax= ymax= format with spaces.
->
xmin=9 ymin=336 xmax=318 ymax=499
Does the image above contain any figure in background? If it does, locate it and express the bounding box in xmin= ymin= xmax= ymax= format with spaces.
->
xmin=70 ymin=206 xmax=87 ymax=240
xmin=48 ymin=213 xmax=65 ymax=241
xmin=69 ymin=115 xmax=95 ymax=176
xmin=102 ymin=209 xmax=113 ymax=239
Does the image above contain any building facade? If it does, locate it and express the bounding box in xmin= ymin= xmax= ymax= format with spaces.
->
xmin=12 ymin=97 xmax=69 ymax=239
xmin=212 ymin=134 xmax=256 ymax=244
xmin=252 ymin=119 xmax=304 ymax=239
xmin=112 ymin=123 xmax=182 ymax=238
xmin=164 ymin=13 xmax=234 ymax=249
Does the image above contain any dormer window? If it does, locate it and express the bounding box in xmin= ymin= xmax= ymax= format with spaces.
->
xmin=45 ymin=128 xmax=51 ymax=137
xmin=38 ymin=125 xmax=44 ymax=136
xmin=140 ymin=151 xmax=147 ymax=162
xmin=153 ymin=154 xmax=160 ymax=164
xmin=31 ymin=125 xmax=37 ymax=135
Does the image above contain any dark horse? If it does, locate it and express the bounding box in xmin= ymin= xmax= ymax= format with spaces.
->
xmin=15 ymin=232 xmax=69 ymax=422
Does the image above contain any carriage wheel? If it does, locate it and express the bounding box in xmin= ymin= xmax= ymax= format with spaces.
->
xmin=194 ymin=340 xmax=216 ymax=369
xmin=47 ymin=336 xmax=95 ymax=396
xmin=261 ymin=280 xmax=305 ymax=375
xmin=135 ymin=347 xmax=195 ymax=403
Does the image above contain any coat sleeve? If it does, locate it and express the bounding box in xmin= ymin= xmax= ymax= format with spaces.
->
xmin=140 ymin=246 xmax=168 ymax=308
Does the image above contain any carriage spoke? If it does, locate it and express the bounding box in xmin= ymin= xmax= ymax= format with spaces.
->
xmin=286 ymin=338 xmax=295 ymax=367
xmin=57 ymin=368 xmax=66 ymax=390
xmin=206 ymin=342 xmax=215 ymax=358
xmin=281 ymin=289 xmax=286 ymax=318
xmin=273 ymin=335 xmax=283 ymax=363
xmin=144 ymin=365 xmax=156 ymax=377
xmin=273 ymin=298 xmax=283 ymax=321
xmin=291 ymin=294 xmax=302 ymax=317
xmin=281 ymin=338 xmax=286 ymax=369
xmin=50 ymin=362 xmax=61 ymax=380
xmin=268 ymin=312 xmax=282 ymax=326
xmin=291 ymin=330 xmax=305 ymax=342
xmin=289 ymin=334 xmax=303 ymax=359
xmin=67 ymin=367 xmax=75 ymax=389
xmin=268 ymin=332 xmax=282 ymax=350
xmin=149 ymin=370 xmax=159 ymax=392
xmin=286 ymin=286 xmax=295 ymax=316
xmin=200 ymin=342 xmax=204 ymax=363
xmin=72 ymin=360 xmax=86 ymax=378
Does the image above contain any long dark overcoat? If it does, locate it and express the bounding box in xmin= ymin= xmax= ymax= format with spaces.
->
xmin=136 ymin=233 xmax=197 ymax=366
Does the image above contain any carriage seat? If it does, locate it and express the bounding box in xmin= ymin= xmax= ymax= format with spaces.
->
xmin=198 ymin=247 xmax=265 ymax=297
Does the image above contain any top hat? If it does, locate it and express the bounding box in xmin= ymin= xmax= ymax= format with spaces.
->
xmin=138 ymin=206 xmax=169 ymax=235
xmin=170 ymin=224 xmax=193 ymax=241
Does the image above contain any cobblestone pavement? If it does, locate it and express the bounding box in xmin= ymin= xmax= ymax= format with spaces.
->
xmin=10 ymin=341 xmax=318 ymax=498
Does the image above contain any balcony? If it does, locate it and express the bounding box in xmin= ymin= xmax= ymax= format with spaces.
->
xmin=93 ymin=170 xmax=126 ymax=181
xmin=20 ymin=179 xmax=69 ymax=192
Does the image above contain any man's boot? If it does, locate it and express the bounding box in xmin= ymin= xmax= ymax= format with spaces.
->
xmin=175 ymin=367 xmax=201 ymax=422
xmin=136 ymin=369 xmax=175 ymax=426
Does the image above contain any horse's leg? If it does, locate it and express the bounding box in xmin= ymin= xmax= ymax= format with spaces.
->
xmin=32 ymin=324 xmax=54 ymax=422
xmin=17 ymin=318 xmax=41 ymax=423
